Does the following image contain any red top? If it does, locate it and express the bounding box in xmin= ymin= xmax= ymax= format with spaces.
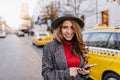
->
xmin=63 ymin=41 xmax=80 ymax=68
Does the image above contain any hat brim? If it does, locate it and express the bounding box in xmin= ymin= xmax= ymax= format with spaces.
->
xmin=51 ymin=17 xmax=84 ymax=29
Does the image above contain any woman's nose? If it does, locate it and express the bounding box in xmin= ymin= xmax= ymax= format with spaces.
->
xmin=67 ymin=28 xmax=73 ymax=33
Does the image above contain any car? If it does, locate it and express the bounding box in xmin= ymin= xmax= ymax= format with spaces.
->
xmin=32 ymin=31 xmax=53 ymax=46
xmin=0 ymin=25 xmax=6 ymax=38
xmin=82 ymin=27 xmax=120 ymax=80
xmin=0 ymin=32 xmax=6 ymax=38
xmin=17 ymin=31 xmax=24 ymax=37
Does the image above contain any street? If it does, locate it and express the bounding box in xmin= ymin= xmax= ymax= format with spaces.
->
xmin=0 ymin=34 xmax=43 ymax=80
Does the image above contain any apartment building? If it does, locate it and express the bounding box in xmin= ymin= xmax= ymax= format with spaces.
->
xmin=32 ymin=0 xmax=120 ymax=31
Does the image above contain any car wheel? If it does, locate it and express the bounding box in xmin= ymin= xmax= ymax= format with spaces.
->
xmin=103 ymin=72 xmax=120 ymax=80
xmin=32 ymin=42 xmax=35 ymax=45
xmin=36 ymin=45 xmax=40 ymax=47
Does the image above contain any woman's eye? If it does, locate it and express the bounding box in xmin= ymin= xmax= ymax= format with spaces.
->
xmin=62 ymin=26 xmax=68 ymax=29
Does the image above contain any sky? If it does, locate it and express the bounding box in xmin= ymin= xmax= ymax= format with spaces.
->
xmin=0 ymin=0 xmax=37 ymax=29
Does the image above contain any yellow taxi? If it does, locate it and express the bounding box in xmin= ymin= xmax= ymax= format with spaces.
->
xmin=82 ymin=27 xmax=120 ymax=80
xmin=32 ymin=31 xmax=53 ymax=46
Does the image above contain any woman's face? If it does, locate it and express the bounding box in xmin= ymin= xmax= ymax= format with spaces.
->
xmin=61 ymin=20 xmax=75 ymax=41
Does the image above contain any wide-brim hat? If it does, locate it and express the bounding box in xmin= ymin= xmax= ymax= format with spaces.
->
xmin=51 ymin=11 xmax=84 ymax=29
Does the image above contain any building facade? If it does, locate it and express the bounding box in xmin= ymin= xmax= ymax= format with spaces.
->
xmin=32 ymin=0 xmax=120 ymax=31
xmin=84 ymin=0 xmax=120 ymax=29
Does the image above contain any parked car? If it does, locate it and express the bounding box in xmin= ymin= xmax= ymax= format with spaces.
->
xmin=82 ymin=27 xmax=120 ymax=80
xmin=0 ymin=25 xmax=6 ymax=38
xmin=32 ymin=31 xmax=53 ymax=46
xmin=17 ymin=31 xmax=24 ymax=37
xmin=0 ymin=32 xmax=6 ymax=38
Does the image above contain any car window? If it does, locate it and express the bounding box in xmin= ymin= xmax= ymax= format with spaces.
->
xmin=116 ymin=33 xmax=120 ymax=49
xmin=82 ymin=33 xmax=93 ymax=46
xmin=106 ymin=33 xmax=119 ymax=50
xmin=89 ymin=32 xmax=110 ymax=48
xmin=82 ymin=33 xmax=89 ymax=42
xmin=39 ymin=33 xmax=48 ymax=36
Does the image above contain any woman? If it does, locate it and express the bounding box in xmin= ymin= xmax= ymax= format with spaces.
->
xmin=42 ymin=11 xmax=90 ymax=80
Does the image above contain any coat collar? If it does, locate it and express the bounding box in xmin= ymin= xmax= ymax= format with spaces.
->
xmin=54 ymin=43 xmax=68 ymax=69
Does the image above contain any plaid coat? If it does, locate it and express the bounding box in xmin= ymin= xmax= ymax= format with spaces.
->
xmin=42 ymin=40 xmax=89 ymax=80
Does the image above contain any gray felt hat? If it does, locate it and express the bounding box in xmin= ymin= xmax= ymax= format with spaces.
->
xmin=51 ymin=10 xmax=84 ymax=29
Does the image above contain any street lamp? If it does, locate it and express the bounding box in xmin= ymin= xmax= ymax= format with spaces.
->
xmin=96 ymin=0 xmax=98 ymax=24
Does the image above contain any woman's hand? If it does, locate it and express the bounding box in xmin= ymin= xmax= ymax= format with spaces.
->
xmin=69 ymin=67 xmax=78 ymax=77
xmin=77 ymin=68 xmax=90 ymax=75
xmin=77 ymin=64 xmax=91 ymax=75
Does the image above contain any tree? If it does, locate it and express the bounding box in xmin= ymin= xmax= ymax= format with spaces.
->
xmin=67 ymin=0 xmax=88 ymax=17
xmin=45 ymin=2 xmax=58 ymax=21
xmin=107 ymin=0 xmax=120 ymax=5
xmin=50 ymin=3 xmax=58 ymax=21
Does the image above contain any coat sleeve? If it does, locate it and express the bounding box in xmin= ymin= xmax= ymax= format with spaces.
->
xmin=41 ymin=43 xmax=73 ymax=80
xmin=74 ymin=73 xmax=90 ymax=80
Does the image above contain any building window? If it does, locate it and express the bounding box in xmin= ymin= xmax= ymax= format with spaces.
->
xmin=102 ymin=10 xmax=109 ymax=26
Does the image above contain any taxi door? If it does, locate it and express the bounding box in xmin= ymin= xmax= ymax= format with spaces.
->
xmin=87 ymin=32 xmax=116 ymax=79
